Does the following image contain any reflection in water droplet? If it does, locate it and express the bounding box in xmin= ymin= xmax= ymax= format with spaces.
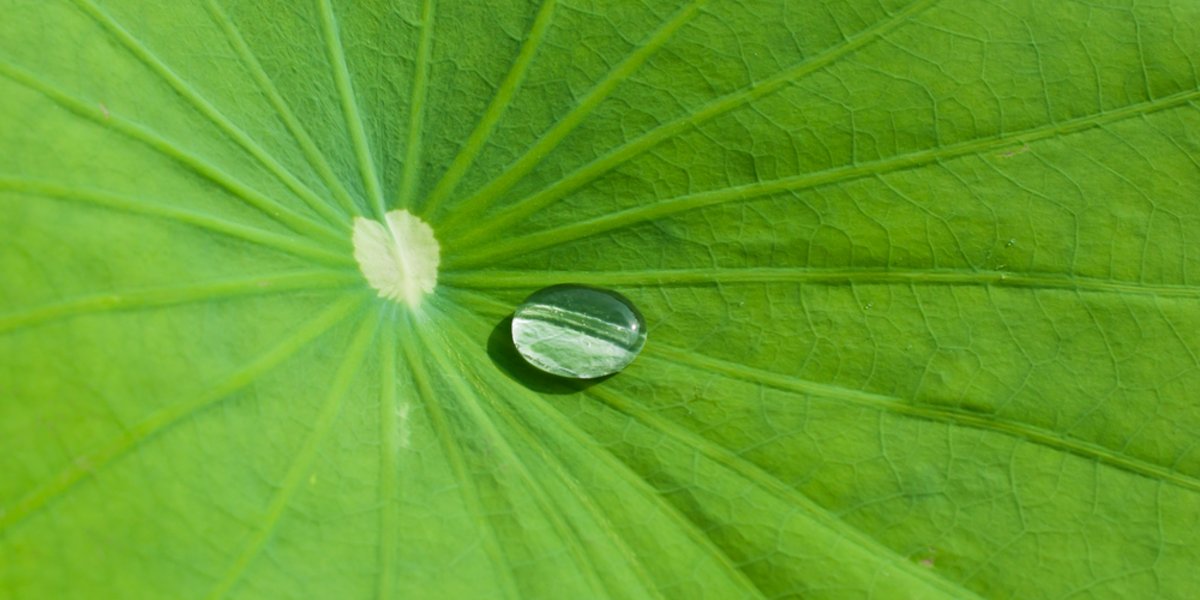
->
xmin=511 ymin=285 xmax=647 ymax=379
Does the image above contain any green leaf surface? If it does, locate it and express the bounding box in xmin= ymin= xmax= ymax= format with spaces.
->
xmin=2 ymin=0 xmax=1199 ymax=598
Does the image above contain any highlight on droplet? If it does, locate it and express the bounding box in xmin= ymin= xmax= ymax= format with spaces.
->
xmin=511 ymin=284 xmax=647 ymax=379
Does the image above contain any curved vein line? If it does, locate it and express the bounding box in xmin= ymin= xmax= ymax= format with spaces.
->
xmin=446 ymin=0 xmax=941 ymax=245
xmin=440 ymin=267 xmax=1200 ymax=299
xmin=319 ymin=0 xmax=386 ymax=218
xmin=447 ymin=86 xmax=1200 ymax=267
xmin=418 ymin=0 xmax=558 ymax=217
xmin=0 ymin=270 xmax=359 ymax=335
xmin=398 ymin=311 xmax=522 ymax=600
xmin=69 ymin=0 xmax=351 ymax=230
xmin=441 ymin=323 xmax=661 ymax=599
xmin=436 ymin=0 xmax=710 ymax=230
xmin=445 ymin=397 xmax=614 ymax=597
xmin=207 ymin=302 xmax=381 ymax=600
xmin=441 ymin=291 xmax=524 ymax=327
xmin=376 ymin=309 xmax=400 ymax=600
xmin=0 ymin=177 xmax=353 ymax=267
xmin=439 ymin=309 xmax=739 ymax=600
xmin=204 ymin=0 xmax=363 ymax=217
xmin=397 ymin=0 xmax=436 ymax=209
xmin=585 ymin=383 xmax=984 ymax=600
xmin=441 ymin=304 xmax=777 ymax=595
xmin=0 ymin=295 xmax=363 ymax=536
xmin=644 ymin=344 xmax=1200 ymax=493
xmin=0 ymin=60 xmax=346 ymax=246
xmin=447 ymin=287 xmax=1200 ymax=492
xmin=418 ymin=303 xmax=610 ymax=598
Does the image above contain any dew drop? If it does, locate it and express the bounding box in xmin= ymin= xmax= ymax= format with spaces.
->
xmin=511 ymin=285 xmax=647 ymax=379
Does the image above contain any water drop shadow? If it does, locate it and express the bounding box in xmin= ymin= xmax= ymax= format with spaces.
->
xmin=486 ymin=316 xmax=611 ymax=395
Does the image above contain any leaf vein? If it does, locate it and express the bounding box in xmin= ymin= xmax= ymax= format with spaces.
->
xmin=419 ymin=303 xmax=611 ymax=598
xmin=438 ymin=303 xmax=762 ymax=599
xmin=440 ymin=267 xmax=1200 ymax=299
xmin=0 ymin=177 xmax=353 ymax=267
xmin=446 ymin=0 xmax=943 ymax=245
xmin=397 ymin=0 xmax=436 ymax=209
xmin=645 ymin=344 xmax=1200 ymax=494
xmin=0 ymin=295 xmax=363 ymax=536
xmin=419 ymin=0 xmax=558 ymax=218
xmin=206 ymin=301 xmax=380 ymax=599
xmin=204 ymin=0 xmax=363 ymax=217
xmin=319 ymin=0 xmax=386 ymax=217
xmin=437 ymin=0 xmax=710 ymax=230
xmin=398 ymin=309 xmax=522 ymax=600
xmin=0 ymin=60 xmax=346 ymax=245
xmin=448 ymin=87 xmax=1200 ymax=266
xmin=69 ymin=0 xmax=351 ymax=229
xmin=376 ymin=311 xmax=400 ymax=600
xmin=0 ymin=270 xmax=358 ymax=335
xmin=586 ymin=383 xmax=983 ymax=600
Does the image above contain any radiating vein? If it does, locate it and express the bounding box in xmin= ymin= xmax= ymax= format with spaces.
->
xmin=68 ymin=0 xmax=350 ymax=230
xmin=0 ymin=60 xmax=346 ymax=246
xmin=319 ymin=0 xmax=386 ymax=218
xmin=644 ymin=344 xmax=1200 ymax=493
xmin=0 ymin=295 xmax=363 ymax=536
xmin=433 ymin=313 xmax=687 ymax=600
xmin=0 ymin=270 xmax=358 ymax=335
xmin=418 ymin=303 xmax=610 ymax=598
xmin=0 ymin=177 xmax=353 ymax=267
xmin=206 ymin=302 xmax=380 ymax=600
xmin=586 ymin=384 xmax=983 ymax=600
xmin=451 ymin=364 xmax=638 ymax=600
xmin=447 ymin=287 xmax=1200 ymax=492
xmin=447 ymin=338 xmax=663 ymax=599
xmin=397 ymin=0 xmax=436 ymax=209
xmin=204 ymin=0 xmax=363 ymax=217
xmin=398 ymin=311 xmax=522 ymax=600
xmin=441 ymin=267 xmax=1200 ymax=299
xmin=447 ymin=87 xmax=1200 ymax=267
xmin=439 ymin=303 xmax=777 ymax=596
xmin=419 ymin=0 xmax=558 ymax=217
xmin=376 ymin=307 xmax=400 ymax=600
xmin=436 ymin=0 xmax=710 ymax=229
xmin=446 ymin=0 xmax=942 ymax=245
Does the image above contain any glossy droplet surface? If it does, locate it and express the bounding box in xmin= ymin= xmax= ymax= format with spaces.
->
xmin=511 ymin=285 xmax=647 ymax=379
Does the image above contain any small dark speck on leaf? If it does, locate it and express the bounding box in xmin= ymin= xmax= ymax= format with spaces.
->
xmin=915 ymin=547 xmax=939 ymax=568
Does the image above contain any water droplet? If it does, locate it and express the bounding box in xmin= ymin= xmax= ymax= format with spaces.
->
xmin=511 ymin=285 xmax=647 ymax=379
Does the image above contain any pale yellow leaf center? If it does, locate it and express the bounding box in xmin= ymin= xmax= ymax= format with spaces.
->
xmin=352 ymin=210 xmax=440 ymax=307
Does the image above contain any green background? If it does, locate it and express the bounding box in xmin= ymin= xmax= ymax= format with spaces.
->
xmin=2 ymin=0 xmax=1199 ymax=598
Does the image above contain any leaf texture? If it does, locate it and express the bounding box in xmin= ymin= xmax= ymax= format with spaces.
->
xmin=2 ymin=0 xmax=1199 ymax=598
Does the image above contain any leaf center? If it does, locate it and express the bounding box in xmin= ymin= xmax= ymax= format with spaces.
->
xmin=352 ymin=210 xmax=440 ymax=307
